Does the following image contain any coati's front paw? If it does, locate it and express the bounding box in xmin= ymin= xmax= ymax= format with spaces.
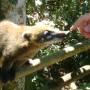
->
xmin=1 ymin=67 xmax=16 ymax=84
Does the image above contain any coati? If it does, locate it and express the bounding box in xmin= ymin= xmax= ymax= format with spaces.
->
xmin=0 ymin=20 xmax=69 ymax=83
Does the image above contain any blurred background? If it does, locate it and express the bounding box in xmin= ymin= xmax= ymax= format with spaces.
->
xmin=25 ymin=0 xmax=90 ymax=90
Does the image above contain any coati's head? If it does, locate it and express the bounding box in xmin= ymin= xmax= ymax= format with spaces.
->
xmin=22 ymin=23 xmax=69 ymax=47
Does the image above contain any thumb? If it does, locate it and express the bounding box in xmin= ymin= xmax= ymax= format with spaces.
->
xmin=70 ymin=25 xmax=77 ymax=31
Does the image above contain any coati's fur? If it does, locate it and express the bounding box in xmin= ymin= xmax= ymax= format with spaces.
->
xmin=0 ymin=20 xmax=69 ymax=83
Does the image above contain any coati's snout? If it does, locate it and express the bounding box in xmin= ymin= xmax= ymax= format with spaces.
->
xmin=36 ymin=30 xmax=70 ymax=43
xmin=22 ymin=24 xmax=70 ymax=45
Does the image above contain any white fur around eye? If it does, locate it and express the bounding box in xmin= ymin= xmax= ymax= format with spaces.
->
xmin=44 ymin=31 xmax=49 ymax=35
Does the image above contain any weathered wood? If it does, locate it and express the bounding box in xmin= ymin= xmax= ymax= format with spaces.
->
xmin=16 ymin=40 xmax=90 ymax=79
xmin=50 ymin=65 xmax=90 ymax=90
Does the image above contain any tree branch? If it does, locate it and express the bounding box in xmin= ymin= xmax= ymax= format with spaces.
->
xmin=50 ymin=65 xmax=90 ymax=90
xmin=61 ymin=65 xmax=90 ymax=85
xmin=15 ymin=40 xmax=90 ymax=79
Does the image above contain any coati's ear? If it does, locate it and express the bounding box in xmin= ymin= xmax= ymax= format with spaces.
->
xmin=22 ymin=32 xmax=31 ymax=41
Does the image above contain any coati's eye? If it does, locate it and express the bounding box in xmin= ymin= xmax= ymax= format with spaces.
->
xmin=43 ymin=30 xmax=53 ymax=36
xmin=37 ymin=30 xmax=54 ymax=43
xmin=43 ymin=30 xmax=51 ymax=35
xmin=43 ymin=30 xmax=53 ymax=40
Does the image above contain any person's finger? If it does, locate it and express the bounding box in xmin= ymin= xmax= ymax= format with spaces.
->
xmin=70 ymin=13 xmax=90 ymax=31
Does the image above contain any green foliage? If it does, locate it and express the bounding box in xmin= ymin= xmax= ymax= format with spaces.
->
xmin=79 ymin=83 xmax=90 ymax=90
xmin=26 ymin=0 xmax=90 ymax=90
